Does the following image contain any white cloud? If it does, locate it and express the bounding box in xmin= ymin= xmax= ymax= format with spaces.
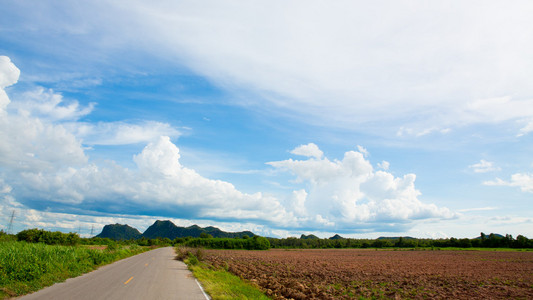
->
xmin=120 ymin=1 xmax=533 ymax=135
xmin=268 ymin=144 xmax=455 ymax=230
xmin=518 ymin=119 xmax=533 ymax=137
xmin=0 ymin=56 xmax=292 ymax=227
xmin=73 ymin=121 xmax=181 ymax=145
xmin=484 ymin=173 xmax=533 ymax=193
xmin=356 ymin=145 xmax=368 ymax=157
xmin=377 ymin=161 xmax=390 ymax=170
xmin=458 ymin=207 xmax=498 ymax=213
xmin=468 ymin=160 xmax=501 ymax=173
xmin=6 ymin=3 xmax=533 ymax=136
xmin=9 ymin=87 xmax=95 ymax=121
xmin=0 ymin=57 xmax=457 ymax=233
xmin=290 ymin=143 xmax=323 ymax=159
xmin=0 ymin=56 xmax=20 ymax=111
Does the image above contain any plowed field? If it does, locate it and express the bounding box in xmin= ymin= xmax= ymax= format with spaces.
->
xmin=202 ymin=249 xmax=533 ymax=299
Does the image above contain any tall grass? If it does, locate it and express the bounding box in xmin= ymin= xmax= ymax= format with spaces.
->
xmin=0 ymin=241 xmax=146 ymax=298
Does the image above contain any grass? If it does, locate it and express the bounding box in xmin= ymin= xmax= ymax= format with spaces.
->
xmin=176 ymin=247 xmax=270 ymax=300
xmin=0 ymin=241 xmax=147 ymax=298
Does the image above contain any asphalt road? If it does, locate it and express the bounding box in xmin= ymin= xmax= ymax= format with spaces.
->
xmin=19 ymin=247 xmax=209 ymax=300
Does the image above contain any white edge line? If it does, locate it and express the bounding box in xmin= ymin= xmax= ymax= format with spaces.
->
xmin=195 ymin=279 xmax=210 ymax=300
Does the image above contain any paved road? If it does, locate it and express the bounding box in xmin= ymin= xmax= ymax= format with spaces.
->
xmin=19 ymin=247 xmax=209 ymax=300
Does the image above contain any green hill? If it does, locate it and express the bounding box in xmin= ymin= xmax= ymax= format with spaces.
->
xmin=142 ymin=220 xmax=255 ymax=239
xmin=95 ymin=224 xmax=142 ymax=240
xmin=329 ymin=234 xmax=344 ymax=240
xmin=96 ymin=220 xmax=256 ymax=240
xmin=300 ymin=234 xmax=319 ymax=239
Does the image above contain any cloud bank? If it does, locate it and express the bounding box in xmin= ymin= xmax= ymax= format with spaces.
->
xmin=268 ymin=143 xmax=455 ymax=232
xmin=0 ymin=56 xmax=457 ymax=234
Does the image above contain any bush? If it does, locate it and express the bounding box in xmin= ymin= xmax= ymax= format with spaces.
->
xmin=16 ymin=229 xmax=80 ymax=246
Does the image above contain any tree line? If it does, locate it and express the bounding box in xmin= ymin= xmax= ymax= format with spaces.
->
xmin=5 ymin=229 xmax=270 ymax=250
xmin=4 ymin=229 xmax=531 ymax=250
xmin=267 ymin=233 xmax=532 ymax=249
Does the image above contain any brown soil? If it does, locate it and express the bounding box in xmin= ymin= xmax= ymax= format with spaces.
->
xmin=202 ymin=249 xmax=533 ymax=299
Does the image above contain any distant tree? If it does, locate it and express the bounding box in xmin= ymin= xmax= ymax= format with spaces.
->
xmin=200 ymin=232 xmax=213 ymax=239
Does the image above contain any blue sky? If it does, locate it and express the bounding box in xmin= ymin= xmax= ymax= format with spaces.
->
xmin=1 ymin=1 xmax=532 ymax=238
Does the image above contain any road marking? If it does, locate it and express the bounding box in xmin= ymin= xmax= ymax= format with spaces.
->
xmin=124 ymin=276 xmax=133 ymax=285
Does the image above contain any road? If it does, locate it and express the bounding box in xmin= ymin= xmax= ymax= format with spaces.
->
xmin=19 ymin=247 xmax=209 ymax=300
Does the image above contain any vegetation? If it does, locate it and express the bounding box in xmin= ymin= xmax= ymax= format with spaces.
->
xmin=176 ymin=247 xmax=269 ymax=300
xmin=0 ymin=239 xmax=146 ymax=298
xmin=142 ymin=220 xmax=254 ymax=240
xmin=16 ymin=228 xmax=80 ymax=245
xmin=96 ymin=223 xmax=142 ymax=240
xmin=178 ymin=235 xmax=271 ymax=250
xmin=267 ymin=232 xmax=533 ymax=249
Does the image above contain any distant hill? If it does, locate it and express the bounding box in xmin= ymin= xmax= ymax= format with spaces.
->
xmin=96 ymin=224 xmax=142 ymax=240
xmin=474 ymin=233 xmax=505 ymax=239
xmin=96 ymin=220 xmax=255 ymax=240
xmin=329 ymin=234 xmax=344 ymax=240
xmin=143 ymin=220 xmax=254 ymax=239
xmin=300 ymin=234 xmax=319 ymax=239
xmin=377 ymin=236 xmax=416 ymax=240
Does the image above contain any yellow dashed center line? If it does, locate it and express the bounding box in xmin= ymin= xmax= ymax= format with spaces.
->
xmin=124 ymin=276 xmax=133 ymax=285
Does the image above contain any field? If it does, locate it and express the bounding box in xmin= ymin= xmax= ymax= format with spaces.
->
xmin=202 ymin=249 xmax=533 ymax=299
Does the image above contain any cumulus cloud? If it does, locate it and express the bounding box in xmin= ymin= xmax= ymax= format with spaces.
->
xmin=468 ymin=160 xmax=501 ymax=173
xmin=9 ymin=87 xmax=95 ymax=121
xmin=0 ymin=56 xmax=19 ymax=109
xmin=290 ymin=143 xmax=323 ymax=159
xmin=0 ymin=56 xmax=457 ymax=234
xmin=268 ymin=144 xmax=455 ymax=231
xmin=484 ymin=173 xmax=533 ymax=193
xmin=0 ymin=56 xmax=292 ymax=228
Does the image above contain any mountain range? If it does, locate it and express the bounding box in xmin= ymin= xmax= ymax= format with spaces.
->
xmin=96 ymin=220 xmax=255 ymax=240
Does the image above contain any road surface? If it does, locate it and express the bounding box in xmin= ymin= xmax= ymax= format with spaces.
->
xmin=19 ymin=247 xmax=209 ymax=300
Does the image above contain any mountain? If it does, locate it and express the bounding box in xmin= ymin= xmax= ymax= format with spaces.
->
xmin=474 ymin=233 xmax=505 ymax=239
xmin=96 ymin=220 xmax=256 ymax=240
xmin=329 ymin=234 xmax=344 ymax=240
xmin=142 ymin=220 xmax=255 ymax=239
xmin=377 ymin=236 xmax=416 ymax=240
xmin=300 ymin=234 xmax=319 ymax=239
xmin=96 ymin=224 xmax=142 ymax=240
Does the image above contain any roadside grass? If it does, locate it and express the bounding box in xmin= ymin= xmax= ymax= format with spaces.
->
xmin=0 ymin=241 xmax=147 ymax=299
xmin=176 ymin=247 xmax=270 ymax=300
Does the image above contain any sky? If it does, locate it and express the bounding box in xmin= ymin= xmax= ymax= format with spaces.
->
xmin=1 ymin=1 xmax=532 ymax=239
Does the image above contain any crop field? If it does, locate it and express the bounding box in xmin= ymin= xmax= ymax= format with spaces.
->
xmin=202 ymin=249 xmax=533 ymax=299
xmin=0 ymin=241 xmax=146 ymax=298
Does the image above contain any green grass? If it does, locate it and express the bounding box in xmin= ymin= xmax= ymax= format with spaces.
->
xmin=0 ymin=241 xmax=147 ymax=298
xmin=186 ymin=262 xmax=270 ymax=300
xmin=177 ymin=247 xmax=269 ymax=300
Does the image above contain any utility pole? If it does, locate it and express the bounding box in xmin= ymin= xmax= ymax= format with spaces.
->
xmin=7 ymin=210 xmax=15 ymax=234
xmin=90 ymin=225 xmax=94 ymax=237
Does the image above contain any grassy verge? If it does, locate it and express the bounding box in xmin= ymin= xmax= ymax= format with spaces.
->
xmin=176 ymin=247 xmax=270 ymax=300
xmin=0 ymin=241 xmax=148 ymax=299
